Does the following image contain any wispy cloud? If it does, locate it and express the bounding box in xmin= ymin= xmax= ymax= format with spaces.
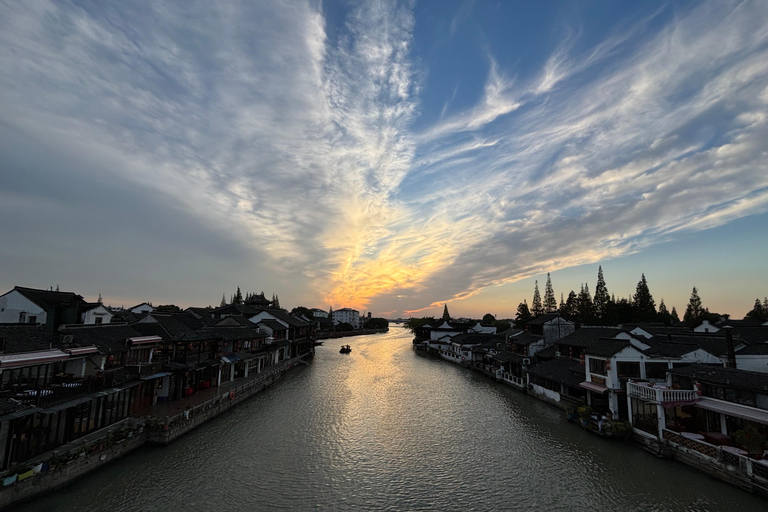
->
xmin=0 ymin=1 xmax=766 ymax=315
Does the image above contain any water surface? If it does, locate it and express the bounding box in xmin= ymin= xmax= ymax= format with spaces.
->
xmin=19 ymin=326 xmax=766 ymax=511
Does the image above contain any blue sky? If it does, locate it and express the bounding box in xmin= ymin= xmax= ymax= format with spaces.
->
xmin=0 ymin=1 xmax=766 ymax=318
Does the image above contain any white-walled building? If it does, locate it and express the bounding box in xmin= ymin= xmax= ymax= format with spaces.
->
xmin=80 ymin=303 xmax=113 ymax=324
xmin=332 ymin=308 xmax=360 ymax=328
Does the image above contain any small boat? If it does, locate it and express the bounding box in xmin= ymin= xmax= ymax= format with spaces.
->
xmin=339 ymin=345 xmax=351 ymax=354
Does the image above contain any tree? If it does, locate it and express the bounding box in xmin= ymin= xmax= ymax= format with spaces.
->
xmin=233 ymin=287 xmax=244 ymax=305
xmin=482 ymin=313 xmax=496 ymax=325
xmin=563 ymin=290 xmax=578 ymax=319
xmin=683 ymin=287 xmax=704 ymax=326
xmin=593 ymin=266 xmax=610 ymax=323
xmin=657 ymin=299 xmax=672 ymax=325
xmin=614 ymin=297 xmax=634 ymax=324
xmin=577 ymin=284 xmax=594 ymax=324
xmin=515 ymin=301 xmax=533 ymax=329
xmin=220 ymin=294 xmax=227 ymax=307
xmin=670 ymin=307 xmax=681 ymax=324
xmin=442 ymin=304 xmax=451 ymax=321
xmin=531 ymin=281 xmax=544 ymax=317
xmin=633 ymin=274 xmax=657 ymax=322
xmin=543 ymin=273 xmax=557 ymax=313
xmin=744 ymin=298 xmax=767 ymax=322
xmin=559 ymin=293 xmax=565 ymax=313
xmin=97 ymin=293 xmax=103 ymax=305
xmin=273 ymin=294 xmax=281 ymax=309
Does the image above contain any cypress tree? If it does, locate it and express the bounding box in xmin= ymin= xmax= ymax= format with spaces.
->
xmin=593 ymin=266 xmax=610 ymax=323
xmin=632 ymin=274 xmax=656 ymax=322
xmin=564 ymin=290 xmax=578 ymax=319
xmin=745 ymin=298 xmax=767 ymax=322
xmin=657 ymin=299 xmax=672 ymax=325
xmin=220 ymin=294 xmax=227 ymax=307
xmin=559 ymin=293 xmax=565 ymax=313
xmin=683 ymin=287 xmax=704 ymax=326
xmin=577 ymin=284 xmax=594 ymax=324
xmin=543 ymin=273 xmax=557 ymax=313
xmin=531 ymin=281 xmax=544 ymax=317
xmin=442 ymin=304 xmax=451 ymax=321
xmin=233 ymin=287 xmax=244 ymax=304
xmin=670 ymin=307 xmax=680 ymax=324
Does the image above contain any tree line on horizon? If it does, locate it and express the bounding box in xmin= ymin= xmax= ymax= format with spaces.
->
xmin=405 ymin=267 xmax=766 ymax=333
xmin=513 ymin=267 xmax=767 ymax=329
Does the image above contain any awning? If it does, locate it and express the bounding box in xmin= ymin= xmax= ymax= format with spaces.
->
xmin=67 ymin=346 xmax=99 ymax=356
xmin=140 ymin=372 xmax=171 ymax=381
xmin=0 ymin=350 xmax=70 ymax=368
xmin=128 ymin=336 xmax=163 ymax=346
xmin=696 ymin=398 xmax=768 ymax=425
xmin=579 ymin=381 xmax=609 ymax=394
xmin=221 ymin=354 xmax=241 ymax=364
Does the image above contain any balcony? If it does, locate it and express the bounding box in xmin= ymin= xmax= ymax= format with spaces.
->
xmin=627 ymin=381 xmax=698 ymax=404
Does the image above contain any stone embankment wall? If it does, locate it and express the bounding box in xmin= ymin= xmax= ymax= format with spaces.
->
xmin=0 ymin=355 xmax=308 ymax=510
xmin=146 ymin=370 xmax=283 ymax=445
xmin=0 ymin=419 xmax=146 ymax=510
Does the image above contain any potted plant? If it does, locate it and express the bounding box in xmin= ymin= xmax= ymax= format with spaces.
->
xmin=734 ymin=425 xmax=766 ymax=459
xmin=577 ymin=406 xmax=593 ymax=426
xmin=607 ymin=421 xmax=633 ymax=440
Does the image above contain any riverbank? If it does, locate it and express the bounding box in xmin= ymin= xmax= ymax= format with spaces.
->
xmin=422 ymin=347 xmax=768 ymax=500
xmin=0 ymin=354 xmax=310 ymax=510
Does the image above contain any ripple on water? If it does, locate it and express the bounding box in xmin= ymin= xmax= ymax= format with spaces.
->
xmin=15 ymin=328 xmax=768 ymax=512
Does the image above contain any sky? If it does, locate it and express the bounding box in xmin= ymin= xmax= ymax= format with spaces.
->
xmin=1 ymin=0 xmax=767 ymax=319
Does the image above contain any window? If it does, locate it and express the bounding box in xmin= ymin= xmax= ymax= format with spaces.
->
xmin=617 ymin=361 xmax=641 ymax=378
xmin=28 ymin=316 xmax=37 ymax=324
xmin=95 ymin=317 xmax=103 ymax=324
xmin=19 ymin=312 xmax=26 ymax=323
xmin=645 ymin=362 xmax=668 ymax=380
xmin=589 ymin=358 xmax=607 ymax=375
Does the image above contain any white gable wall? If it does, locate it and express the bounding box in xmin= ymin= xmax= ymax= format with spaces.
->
xmin=0 ymin=290 xmax=46 ymax=324
xmin=82 ymin=305 xmax=113 ymax=324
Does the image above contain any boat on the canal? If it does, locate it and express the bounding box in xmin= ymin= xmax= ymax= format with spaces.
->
xmin=340 ymin=345 xmax=351 ymax=354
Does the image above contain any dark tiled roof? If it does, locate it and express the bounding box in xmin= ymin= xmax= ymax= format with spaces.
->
xmin=647 ymin=335 xmax=730 ymax=357
xmin=556 ymin=327 xmax=624 ymax=348
xmin=723 ymin=325 xmax=768 ymax=344
xmin=670 ymin=364 xmax=768 ymax=393
xmin=59 ymin=324 xmax=144 ymax=353
xmin=535 ymin=345 xmax=558 ymax=360
xmin=201 ymin=326 xmax=263 ymax=341
xmin=585 ymin=339 xmax=631 ymax=357
xmin=255 ymin=319 xmax=288 ymax=332
xmin=508 ymin=332 xmax=543 ymax=346
xmin=11 ymin=286 xmax=85 ymax=310
xmin=0 ymin=324 xmax=57 ymax=353
xmin=736 ymin=343 xmax=768 ymax=355
xmin=527 ymin=358 xmax=586 ymax=388
xmin=620 ymin=323 xmax=693 ymax=336
xmin=186 ymin=307 xmax=212 ymax=319
xmin=263 ymin=309 xmax=309 ymax=328
xmin=211 ymin=304 xmax=262 ymax=317
xmin=528 ymin=313 xmax=566 ymax=325
xmin=643 ymin=343 xmax=700 ymax=357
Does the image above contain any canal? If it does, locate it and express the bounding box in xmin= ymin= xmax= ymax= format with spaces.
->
xmin=18 ymin=326 xmax=767 ymax=511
